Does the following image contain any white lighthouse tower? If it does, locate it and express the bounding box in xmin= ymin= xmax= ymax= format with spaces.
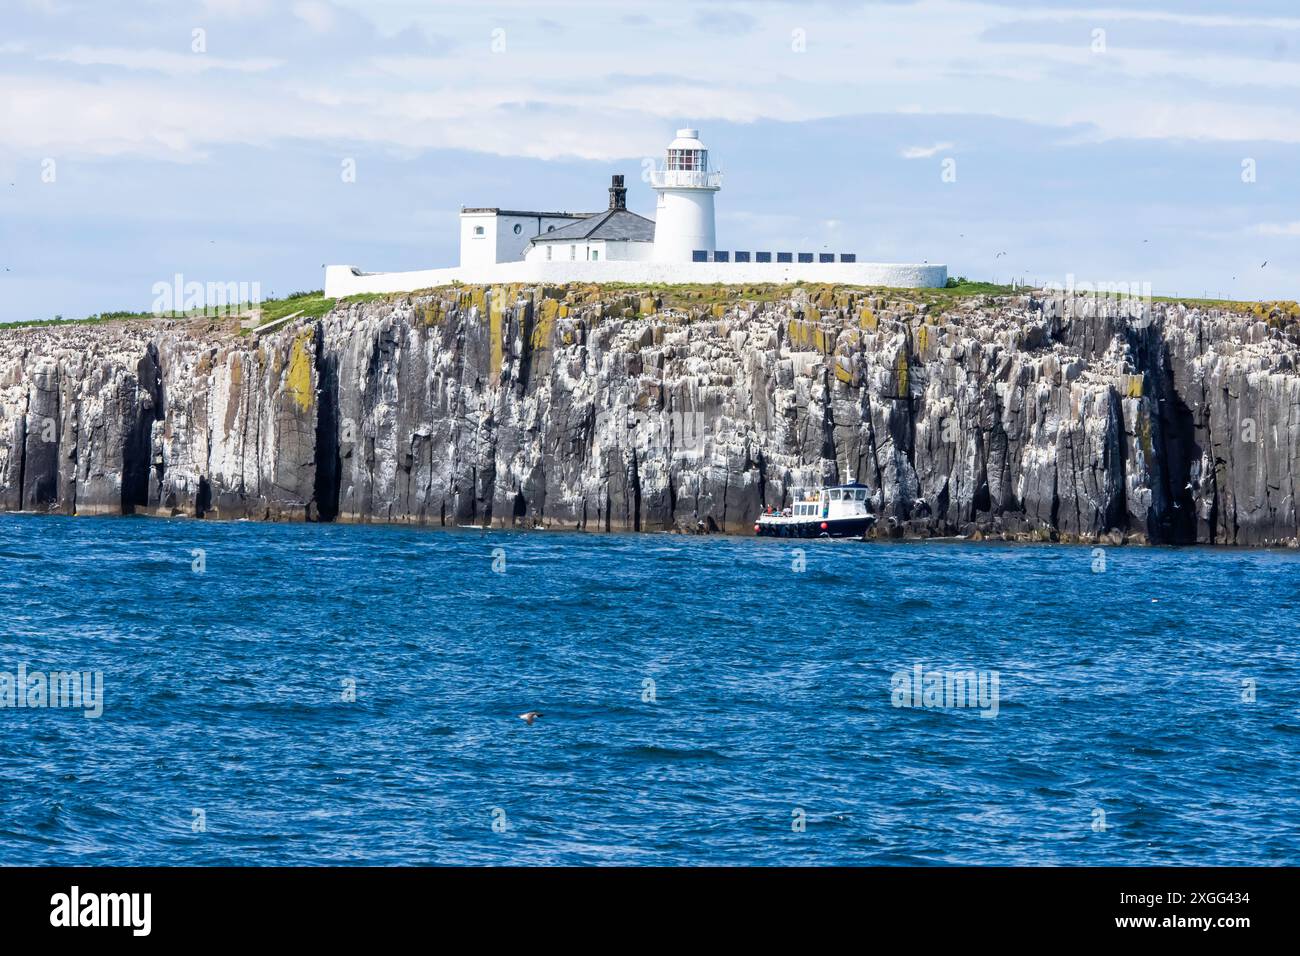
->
xmin=650 ymin=128 xmax=722 ymax=262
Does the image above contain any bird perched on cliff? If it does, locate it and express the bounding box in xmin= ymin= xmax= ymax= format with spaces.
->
xmin=518 ymin=711 xmax=543 ymax=726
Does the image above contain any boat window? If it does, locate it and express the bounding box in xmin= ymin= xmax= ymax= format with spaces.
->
xmin=856 ymin=489 xmax=867 ymax=501
xmin=830 ymin=490 xmax=841 ymax=501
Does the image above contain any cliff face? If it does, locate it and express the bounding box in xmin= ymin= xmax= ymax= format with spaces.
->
xmin=2 ymin=285 xmax=1299 ymax=546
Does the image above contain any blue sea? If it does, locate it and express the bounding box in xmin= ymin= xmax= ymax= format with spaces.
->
xmin=1 ymin=514 xmax=1297 ymax=865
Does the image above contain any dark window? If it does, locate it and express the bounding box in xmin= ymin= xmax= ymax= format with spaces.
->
xmin=734 ymin=251 xmax=750 ymax=262
xmin=840 ymin=253 xmax=856 ymax=263
xmin=777 ymin=252 xmax=793 ymax=263
xmin=819 ymin=253 xmax=834 ymax=263
xmin=666 ymin=149 xmax=704 ymax=171
xmin=798 ymin=253 xmax=814 ymax=263
xmin=714 ymin=251 xmax=729 ymax=262
xmin=692 ymin=250 xmax=708 ymax=262
xmin=756 ymin=252 xmax=772 ymax=263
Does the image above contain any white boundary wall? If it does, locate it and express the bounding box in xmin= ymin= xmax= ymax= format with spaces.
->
xmin=325 ymin=260 xmax=948 ymax=297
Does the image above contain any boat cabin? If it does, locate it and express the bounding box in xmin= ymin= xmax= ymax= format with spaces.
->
xmin=787 ymin=483 xmax=872 ymax=519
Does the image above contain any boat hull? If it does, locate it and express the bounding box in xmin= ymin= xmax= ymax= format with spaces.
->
xmin=754 ymin=516 xmax=875 ymax=538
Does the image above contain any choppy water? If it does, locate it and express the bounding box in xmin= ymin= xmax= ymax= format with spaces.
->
xmin=1 ymin=514 xmax=1297 ymax=865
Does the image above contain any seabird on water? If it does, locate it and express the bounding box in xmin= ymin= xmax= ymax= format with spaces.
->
xmin=518 ymin=711 xmax=543 ymax=726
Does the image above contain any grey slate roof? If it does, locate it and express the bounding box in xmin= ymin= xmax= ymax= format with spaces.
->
xmin=461 ymin=207 xmax=593 ymax=219
xmin=530 ymin=208 xmax=655 ymax=244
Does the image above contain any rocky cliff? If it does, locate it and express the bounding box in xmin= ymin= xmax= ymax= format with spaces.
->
xmin=2 ymin=285 xmax=1299 ymax=546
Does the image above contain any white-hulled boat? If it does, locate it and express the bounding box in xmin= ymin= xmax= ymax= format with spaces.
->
xmin=753 ymin=482 xmax=876 ymax=538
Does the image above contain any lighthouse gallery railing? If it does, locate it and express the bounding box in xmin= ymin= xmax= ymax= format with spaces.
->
xmin=649 ymin=170 xmax=723 ymax=189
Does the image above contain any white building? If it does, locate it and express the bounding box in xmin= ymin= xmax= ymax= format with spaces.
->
xmin=458 ymin=208 xmax=592 ymax=268
xmin=325 ymin=127 xmax=946 ymax=297
xmin=522 ymin=175 xmax=656 ymax=264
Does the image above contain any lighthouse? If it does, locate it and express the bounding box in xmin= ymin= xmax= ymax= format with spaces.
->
xmin=325 ymin=122 xmax=952 ymax=299
xmin=650 ymin=128 xmax=722 ymax=262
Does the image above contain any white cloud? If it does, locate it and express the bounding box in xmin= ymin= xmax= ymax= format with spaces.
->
xmin=1256 ymin=222 xmax=1300 ymax=237
xmin=292 ymin=1 xmax=338 ymax=33
xmin=5 ymin=0 xmax=1300 ymax=164
xmin=41 ymin=46 xmax=281 ymax=75
xmin=901 ymin=142 xmax=954 ymax=159
xmin=978 ymin=2 xmax=1300 ymax=31
xmin=200 ymin=0 xmax=276 ymax=19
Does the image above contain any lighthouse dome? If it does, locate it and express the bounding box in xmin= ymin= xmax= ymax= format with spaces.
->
xmin=668 ymin=128 xmax=704 ymax=150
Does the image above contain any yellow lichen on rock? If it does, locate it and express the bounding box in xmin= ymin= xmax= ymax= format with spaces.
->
xmin=489 ymin=286 xmax=505 ymax=380
xmin=532 ymin=297 xmax=560 ymax=349
xmin=786 ymin=318 xmax=826 ymax=353
xmin=286 ymin=330 xmax=314 ymax=411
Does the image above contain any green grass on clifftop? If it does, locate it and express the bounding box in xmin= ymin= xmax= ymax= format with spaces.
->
xmin=5 ymin=279 xmax=1290 ymax=332
xmin=259 ymin=291 xmax=336 ymax=322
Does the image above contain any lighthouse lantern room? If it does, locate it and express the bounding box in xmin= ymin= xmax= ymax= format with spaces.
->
xmin=650 ymin=128 xmax=722 ymax=263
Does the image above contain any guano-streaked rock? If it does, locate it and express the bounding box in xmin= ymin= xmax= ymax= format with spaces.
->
xmin=1 ymin=286 xmax=1298 ymax=547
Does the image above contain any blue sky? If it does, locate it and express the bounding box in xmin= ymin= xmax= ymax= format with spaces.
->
xmin=1 ymin=0 xmax=1299 ymax=322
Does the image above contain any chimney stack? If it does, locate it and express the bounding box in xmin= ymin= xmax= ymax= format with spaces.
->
xmin=609 ymin=174 xmax=627 ymax=210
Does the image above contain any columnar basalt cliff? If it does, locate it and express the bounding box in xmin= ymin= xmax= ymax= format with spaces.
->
xmin=2 ymin=286 xmax=1299 ymax=546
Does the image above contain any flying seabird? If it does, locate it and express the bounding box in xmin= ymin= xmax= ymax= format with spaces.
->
xmin=518 ymin=711 xmax=543 ymax=726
